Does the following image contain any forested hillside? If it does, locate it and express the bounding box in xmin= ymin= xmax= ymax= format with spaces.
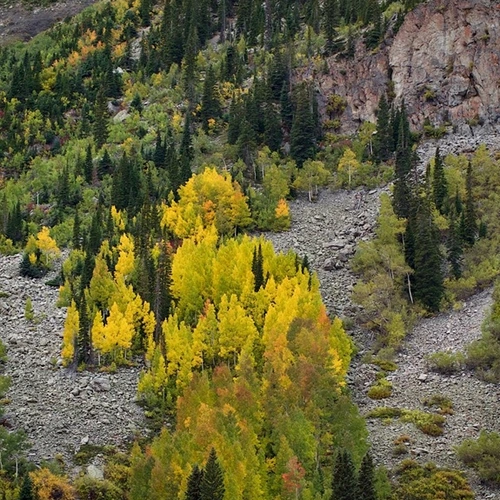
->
xmin=0 ymin=0 xmax=500 ymax=498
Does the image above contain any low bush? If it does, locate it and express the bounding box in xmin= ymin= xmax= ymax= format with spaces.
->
xmin=366 ymin=407 xmax=402 ymax=419
xmin=456 ymin=431 xmax=500 ymax=484
xmin=367 ymin=378 xmax=393 ymax=400
xmin=422 ymin=394 xmax=454 ymax=415
xmin=393 ymin=460 xmax=474 ymax=499
xmin=426 ymin=350 xmax=465 ymax=374
xmin=466 ymin=334 xmax=500 ymax=382
xmin=401 ymin=410 xmax=446 ymax=437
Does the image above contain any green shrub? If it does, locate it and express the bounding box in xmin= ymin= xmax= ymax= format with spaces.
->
xmin=372 ymin=359 xmax=398 ymax=372
xmin=422 ymin=394 xmax=454 ymax=415
xmin=366 ymin=407 xmax=402 ymax=419
xmin=401 ymin=410 xmax=446 ymax=436
xmin=426 ymin=350 xmax=465 ymax=374
xmin=74 ymin=476 xmax=123 ymax=500
xmin=393 ymin=460 xmax=474 ymax=499
xmin=367 ymin=378 xmax=392 ymax=400
xmin=466 ymin=335 xmax=500 ymax=382
xmin=456 ymin=431 xmax=500 ymax=484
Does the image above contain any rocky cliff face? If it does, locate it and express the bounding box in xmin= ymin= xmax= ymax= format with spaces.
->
xmin=318 ymin=0 xmax=500 ymax=133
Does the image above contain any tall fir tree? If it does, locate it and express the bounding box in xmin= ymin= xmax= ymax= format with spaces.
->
xmin=200 ymin=448 xmax=225 ymax=500
xmin=290 ymin=84 xmax=315 ymax=167
xmin=93 ymin=91 xmax=109 ymax=150
xmin=323 ymin=0 xmax=341 ymax=54
xmin=200 ymin=65 xmax=221 ymax=132
xmin=356 ymin=453 xmax=376 ymax=500
xmin=412 ymin=196 xmax=444 ymax=312
xmin=19 ymin=474 xmax=34 ymax=500
xmin=463 ymin=161 xmax=477 ymax=245
xmin=186 ymin=464 xmax=204 ymax=500
xmin=252 ymin=244 xmax=264 ymax=292
xmin=375 ymin=93 xmax=392 ymax=162
xmin=432 ymin=147 xmax=448 ymax=214
xmin=331 ymin=450 xmax=357 ymax=500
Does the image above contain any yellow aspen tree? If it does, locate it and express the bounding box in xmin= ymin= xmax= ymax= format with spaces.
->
xmin=217 ymin=294 xmax=259 ymax=366
xmin=337 ymin=147 xmax=360 ymax=189
xmin=192 ymin=301 xmax=218 ymax=368
xmin=36 ymin=226 xmax=61 ymax=267
xmin=273 ymin=198 xmax=291 ymax=231
xmin=163 ymin=315 xmax=194 ymax=389
xmin=115 ymin=233 xmax=135 ymax=281
xmin=88 ymin=254 xmax=116 ymax=310
xmin=61 ymin=301 xmax=79 ymax=365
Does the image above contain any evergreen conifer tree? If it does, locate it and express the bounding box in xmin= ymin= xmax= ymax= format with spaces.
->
xmin=432 ymin=147 xmax=448 ymax=214
xmin=84 ymin=145 xmax=93 ymax=185
xmin=252 ymin=244 xmax=264 ymax=292
xmin=93 ymin=91 xmax=109 ymax=150
xmin=72 ymin=208 xmax=81 ymax=250
xmin=19 ymin=473 xmax=34 ymax=500
xmin=331 ymin=450 xmax=357 ymax=500
xmin=375 ymin=94 xmax=392 ymax=162
xmin=200 ymin=448 xmax=225 ymax=500
xmin=186 ymin=464 xmax=203 ymax=500
xmin=200 ymin=65 xmax=221 ymax=132
xmin=463 ymin=161 xmax=477 ymax=245
xmin=323 ymin=0 xmax=341 ymax=54
xmin=290 ymin=85 xmax=315 ymax=167
xmin=356 ymin=453 xmax=376 ymax=500
xmin=413 ymin=197 xmax=444 ymax=312
xmin=447 ymin=217 xmax=463 ymax=279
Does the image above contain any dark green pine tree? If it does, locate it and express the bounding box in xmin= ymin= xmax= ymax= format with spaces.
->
xmin=290 ymin=84 xmax=315 ymax=167
xmin=93 ymin=90 xmax=109 ymax=150
xmin=252 ymin=244 xmax=264 ymax=292
xmin=77 ymin=293 xmax=91 ymax=365
xmin=375 ymin=93 xmax=392 ymax=162
xmin=392 ymin=104 xmax=413 ymax=219
xmin=227 ymin=98 xmax=243 ymax=145
xmin=200 ymin=448 xmax=225 ymax=500
xmin=179 ymin=113 xmax=194 ymax=184
xmin=432 ymin=147 xmax=448 ymax=214
xmin=19 ymin=474 xmax=34 ymax=500
xmin=72 ymin=208 xmax=81 ymax=250
xmin=463 ymin=161 xmax=477 ymax=245
xmin=186 ymin=464 xmax=204 ymax=500
xmin=413 ymin=197 xmax=444 ymax=312
xmin=99 ymin=149 xmax=114 ymax=176
xmin=263 ymin=105 xmax=283 ymax=152
xmin=323 ymin=0 xmax=341 ymax=54
xmin=280 ymin=82 xmax=294 ymax=131
xmin=6 ymin=202 xmax=23 ymax=244
xmin=153 ymin=241 xmax=172 ymax=343
xmin=331 ymin=450 xmax=357 ymax=500
xmin=356 ymin=453 xmax=376 ymax=500
xmin=237 ymin=119 xmax=256 ymax=169
xmin=84 ymin=144 xmax=93 ymax=185
xmin=153 ymin=130 xmax=166 ymax=169
xmin=183 ymin=22 xmax=198 ymax=104
xmin=200 ymin=65 xmax=221 ymax=132
xmin=447 ymin=217 xmax=463 ymax=279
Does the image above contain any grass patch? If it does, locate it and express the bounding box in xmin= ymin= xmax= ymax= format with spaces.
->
xmin=372 ymin=359 xmax=398 ymax=372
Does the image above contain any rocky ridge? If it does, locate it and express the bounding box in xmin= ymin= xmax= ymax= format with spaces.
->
xmin=0 ymin=254 xmax=147 ymax=469
xmin=317 ymin=0 xmax=500 ymax=134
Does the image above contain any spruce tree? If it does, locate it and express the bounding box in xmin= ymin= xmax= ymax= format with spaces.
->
xmin=447 ymin=217 xmax=463 ymax=279
xmin=186 ymin=465 xmax=203 ymax=500
xmin=323 ymin=0 xmax=341 ymax=54
xmin=290 ymin=84 xmax=315 ymax=167
xmin=432 ymin=147 xmax=448 ymax=214
xmin=93 ymin=90 xmax=109 ymax=150
xmin=263 ymin=105 xmax=283 ymax=152
xmin=19 ymin=474 xmax=34 ymax=500
xmin=375 ymin=94 xmax=392 ymax=162
xmin=331 ymin=450 xmax=357 ymax=500
xmin=463 ymin=161 xmax=477 ymax=245
xmin=413 ymin=197 xmax=444 ymax=312
xmin=356 ymin=453 xmax=376 ymax=500
xmin=84 ymin=144 xmax=93 ymax=185
xmin=72 ymin=208 xmax=81 ymax=250
xmin=252 ymin=244 xmax=264 ymax=292
xmin=200 ymin=448 xmax=225 ymax=500
xmin=200 ymin=65 xmax=221 ymax=132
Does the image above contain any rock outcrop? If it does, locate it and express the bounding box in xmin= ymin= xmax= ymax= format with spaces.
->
xmin=317 ymin=0 xmax=500 ymax=133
